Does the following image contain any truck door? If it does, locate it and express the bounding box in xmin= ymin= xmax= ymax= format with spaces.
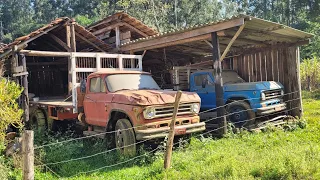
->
xmin=83 ymin=76 xmax=109 ymax=126
xmin=190 ymin=72 xmax=216 ymax=110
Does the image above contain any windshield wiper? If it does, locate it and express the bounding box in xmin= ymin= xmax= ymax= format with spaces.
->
xmin=114 ymin=88 xmax=133 ymax=92
xmin=139 ymin=87 xmax=160 ymax=90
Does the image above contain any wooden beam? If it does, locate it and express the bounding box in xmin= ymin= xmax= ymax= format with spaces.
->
xmin=121 ymin=18 xmax=244 ymax=52
xmin=17 ymin=24 xmax=61 ymax=50
xmin=20 ymin=50 xmax=71 ymax=57
xmin=42 ymin=40 xmax=64 ymax=51
xmin=142 ymin=50 xmax=147 ymax=58
xmin=27 ymin=61 xmax=67 ymax=66
xmin=219 ymin=24 xmax=245 ymax=61
xmin=88 ymin=13 xmax=122 ymax=30
xmin=11 ymin=46 xmax=18 ymax=74
xmin=0 ymin=23 xmax=62 ymax=60
xmin=66 ymin=25 xmax=71 ymax=48
xmin=70 ymin=23 xmax=76 ymax=52
xmin=115 ymin=26 xmax=120 ymax=50
xmin=92 ymin=22 xmax=122 ymax=36
xmin=69 ymin=22 xmax=76 ymax=96
xmin=123 ymin=34 xmax=212 ymax=52
xmin=234 ymin=39 xmax=310 ymax=54
xmin=122 ymin=22 xmax=148 ymax=37
xmin=75 ymin=32 xmax=106 ymax=52
xmin=47 ymin=33 xmax=71 ymax=51
xmin=104 ymin=31 xmax=131 ymax=43
xmin=203 ymin=40 xmax=213 ymax=48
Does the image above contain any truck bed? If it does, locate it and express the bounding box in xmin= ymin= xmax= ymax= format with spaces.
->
xmin=29 ymin=98 xmax=73 ymax=108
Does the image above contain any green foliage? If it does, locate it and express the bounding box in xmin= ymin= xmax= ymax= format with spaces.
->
xmin=0 ymin=78 xmax=23 ymax=141
xmin=300 ymin=56 xmax=320 ymax=90
xmin=75 ymin=15 xmax=96 ymax=27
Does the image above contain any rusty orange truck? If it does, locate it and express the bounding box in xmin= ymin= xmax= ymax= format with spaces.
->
xmin=29 ymin=52 xmax=205 ymax=154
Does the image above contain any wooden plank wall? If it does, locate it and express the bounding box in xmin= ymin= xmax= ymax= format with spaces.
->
xmin=233 ymin=46 xmax=301 ymax=117
xmin=27 ymin=57 xmax=68 ymax=97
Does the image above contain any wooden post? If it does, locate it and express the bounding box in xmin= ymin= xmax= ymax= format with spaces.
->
xmin=211 ymin=32 xmax=227 ymax=135
xmin=297 ymin=47 xmax=303 ymax=116
xmin=22 ymin=130 xmax=34 ymax=180
xmin=115 ymin=26 xmax=120 ymax=51
xmin=66 ymin=25 xmax=71 ymax=49
xmin=164 ymin=90 xmax=182 ymax=169
xmin=21 ymin=54 xmax=30 ymax=127
xmin=11 ymin=46 xmax=18 ymax=75
xmin=69 ymin=22 xmax=76 ymax=95
xmin=130 ymin=50 xmax=135 ymax=68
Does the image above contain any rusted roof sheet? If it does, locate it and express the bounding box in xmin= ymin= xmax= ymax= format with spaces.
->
xmin=0 ymin=17 xmax=110 ymax=54
xmin=121 ymin=14 xmax=313 ymax=47
xmin=87 ymin=12 xmax=158 ymax=37
xmin=0 ymin=18 xmax=68 ymax=53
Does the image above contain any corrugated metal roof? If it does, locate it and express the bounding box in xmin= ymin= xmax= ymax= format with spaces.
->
xmin=121 ymin=14 xmax=313 ymax=47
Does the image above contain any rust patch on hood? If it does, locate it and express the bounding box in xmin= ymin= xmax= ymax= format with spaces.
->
xmin=112 ymin=90 xmax=200 ymax=106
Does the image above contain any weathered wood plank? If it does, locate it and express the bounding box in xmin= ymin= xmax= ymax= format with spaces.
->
xmin=121 ymin=18 xmax=245 ymax=52
xmin=92 ymin=22 xmax=122 ymax=36
xmin=47 ymin=33 xmax=71 ymax=52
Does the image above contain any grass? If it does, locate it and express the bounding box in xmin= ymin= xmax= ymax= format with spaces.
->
xmin=6 ymin=90 xmax=320 ymax=179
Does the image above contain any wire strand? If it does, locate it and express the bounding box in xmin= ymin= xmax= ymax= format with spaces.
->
xmin=36 ymin=131 xmax=169 ymax=167
xmin=36 ymin=97 xmax=300 ymax=167
xmin=70 ymin=105 xmax=301 ymax=178
xmin=34 ymin=156 xmax=61 ymax=178
xmin=34 ymin=91 xmax=299 ymax=149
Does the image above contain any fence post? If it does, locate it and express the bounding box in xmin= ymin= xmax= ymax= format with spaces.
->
xmin=164 ymin=91 xmax=182 ymax=169
xmin=22 ymin=130 xmax=34 ymax=180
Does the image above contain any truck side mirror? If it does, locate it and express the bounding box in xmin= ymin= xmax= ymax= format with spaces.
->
xmin=80 ymin=79 xmax=86 ymax=93
xmin=202 ymin=78 xmax=208 ymax=88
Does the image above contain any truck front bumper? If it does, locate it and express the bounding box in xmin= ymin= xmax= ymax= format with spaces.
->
xmin=135 ymin=122 xmax=206 ymax=141
xmin=257 ymin=103 xmax=286 ymax=115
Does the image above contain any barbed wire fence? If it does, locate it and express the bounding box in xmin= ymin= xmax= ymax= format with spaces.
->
xmin=29 ymin=91 xmax=302 ymax=178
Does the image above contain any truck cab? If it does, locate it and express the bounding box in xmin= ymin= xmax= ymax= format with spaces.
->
xmin=189 ymin=70 xmax=286 ymax=127
xmin=80 ymin=70 xmax=205 ymax=155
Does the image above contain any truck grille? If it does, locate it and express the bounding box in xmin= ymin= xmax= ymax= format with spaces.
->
xmin=154 ymin=104 xmax=192 ymax=118
xmin=264 ymin=89 xmax=282 ymax=99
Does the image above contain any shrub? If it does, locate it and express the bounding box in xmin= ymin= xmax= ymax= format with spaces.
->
xmin=300 ymin=57 xmax=320 ymax=91
xmin=0 ymin=77 xmax=24 ymax=141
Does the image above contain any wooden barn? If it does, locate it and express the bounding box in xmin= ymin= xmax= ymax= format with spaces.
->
xmin=0 ymin=13 xmax=313 ymax=120
xmin=0 ymin=18 xmax=110 ymax=98
xmin=88 ymin=13 xmax=313 ymax=118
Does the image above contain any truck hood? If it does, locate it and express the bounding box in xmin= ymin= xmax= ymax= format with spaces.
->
xmin=111 ymin=90 xmax=200 ymax=106
xmin=224 ymin=81 xmax=283 ymax=92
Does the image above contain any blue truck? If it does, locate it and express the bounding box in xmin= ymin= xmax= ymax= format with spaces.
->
xmin=172 ymin=68 xmax=287 ymax=127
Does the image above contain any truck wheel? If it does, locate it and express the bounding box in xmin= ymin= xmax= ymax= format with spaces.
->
xmin=115 ymin=119 xmax=136 ymax=156
xmin=226 ymin=101 xmax=256 ymax=128
xmin=30 ymin=109 xmax=48 ymax=133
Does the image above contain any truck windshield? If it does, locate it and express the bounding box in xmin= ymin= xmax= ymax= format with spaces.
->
xmin=221 ymin=71 xmax=245 ymax=84
xmin=105 ymin=74 xmax=160 ymax=92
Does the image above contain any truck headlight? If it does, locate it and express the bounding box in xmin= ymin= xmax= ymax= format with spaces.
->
xmin=190 ymin=104 xmax=200 ymax=114
xmin=261 ymin=92 xmax=266 ymax=101
xmin=143 ymin=107 xmax=156 ymax=119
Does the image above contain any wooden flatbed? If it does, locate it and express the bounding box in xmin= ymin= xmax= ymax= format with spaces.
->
xmin=29 ymin=99 xmax=73 ymax=108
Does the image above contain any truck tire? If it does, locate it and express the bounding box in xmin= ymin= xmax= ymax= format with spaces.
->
xmin=30 ymin=109 xmax=48 ymax=133
xmin=115 ymin=119 xmax=136 ymax=156
xmin=226 ymin=101 xmax=256 ymax=128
